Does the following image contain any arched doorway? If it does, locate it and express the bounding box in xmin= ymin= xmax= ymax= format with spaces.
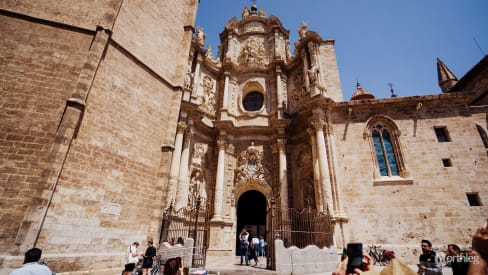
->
xmin=236 ymin=190 xmax=267 ymax=255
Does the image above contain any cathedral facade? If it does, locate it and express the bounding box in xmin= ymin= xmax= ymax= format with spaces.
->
xmin=1 ymin=1 xmax=487 ymax=273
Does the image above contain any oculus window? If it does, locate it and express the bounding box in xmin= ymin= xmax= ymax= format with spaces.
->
xmin=242 ymin=91 xmax=264 ymax=112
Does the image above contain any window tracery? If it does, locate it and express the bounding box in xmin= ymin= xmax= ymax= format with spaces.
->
xmin=365 ymin=116 xmax=409 ymax=180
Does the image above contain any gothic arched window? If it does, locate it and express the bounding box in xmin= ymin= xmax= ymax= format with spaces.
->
xmin=365 ymin=116 xmax=411 ymax=183
xmin=372 ymin=123 xmax=399 ymax=176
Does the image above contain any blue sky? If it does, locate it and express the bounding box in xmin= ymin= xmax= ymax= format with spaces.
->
xmin=195 ymin=0 xmax=488 ymax=100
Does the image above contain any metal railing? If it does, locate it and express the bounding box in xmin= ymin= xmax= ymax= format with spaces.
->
xmin=159 ymin=197 xmax=209 ymax=268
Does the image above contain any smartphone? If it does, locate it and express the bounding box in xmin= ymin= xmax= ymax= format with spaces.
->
xmin=346 ymin=242 xmax=363 ymax=273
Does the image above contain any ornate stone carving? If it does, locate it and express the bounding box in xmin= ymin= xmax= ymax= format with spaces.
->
xmin=239 ymin=37 xmax=266 ymax=67
xmin=310 ymin=117 xmax=325 ymax=130
xmin=291 ymin=71 xmax=307 ymax=103
xmin=246 ymin=22 xmax=264 ymax=32
xmin=235 ymin=142 xmax=269 ymax=185
xmin=176 ymin=121 xmax=187 ymax=134
xmin=192 ymin=143 xmax=208 ymax=168
xmin=200 ymin=75 xmax=216 ymax=116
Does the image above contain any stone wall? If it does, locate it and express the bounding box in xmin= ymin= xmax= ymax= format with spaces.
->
xmin=332 ymin=95 xmax=488 ymax=264
xmin=0 ymin=0 xmax=198 ymax=273
xmin=0 ymin=13 xmax=92 ymax=251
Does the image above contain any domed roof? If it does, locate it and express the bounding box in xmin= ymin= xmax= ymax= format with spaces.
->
xmin=350 ymin=82 xmax=375 ymax=100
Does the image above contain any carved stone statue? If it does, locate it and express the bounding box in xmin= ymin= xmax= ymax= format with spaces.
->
xmin=184 ymin=68 xmax=193 ymax=89
xmin=190 ymin=169 xmax=207 ymax=201
xmin=195 ymin=28 xmax=206 ymax=46
xmin=258 ymin=8 xmax=266 ymax=17
xmin=307 ymin=64 xmax=319 ymax=85
xmin=242 ymin=6 xmax=250 ymax=18
xmin=298 ymin=21 xmax=308 ymax=38
xmin=206 ymin=45 xmax=214 ymax=60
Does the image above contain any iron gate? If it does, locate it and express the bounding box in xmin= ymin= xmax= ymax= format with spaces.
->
xmin=267 ymin=203 xmax=334 ymax=270
xmin=159 ymin=197 xmax=209 ymax=268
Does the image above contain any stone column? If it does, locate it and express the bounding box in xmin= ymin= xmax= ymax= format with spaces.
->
xmin=175 ymin=126 xmax=193 ymax=210
xmin=301 ymin=49 xmax=310 ymax=93
xmin=212 ymin=139 xmax=226 ymax=221
xmin=307 ymin=128 xmax=324 ymax=212
xmin=222 ymin=72 xmax=230 ymax=109
xmin=326 ymin=130 xmax=347 ymax=219
xmin=191 ymin=56 xmax=203 ymax=98
xmin=310 ymin=109 xmax=334 ymax=215
xmin=277 ymin=139 xmax=288 ymax=209
xmin=166 ymin=122 xmax=186 ymax=206
xmin=276 ymin=68 xmax=282 ymax=108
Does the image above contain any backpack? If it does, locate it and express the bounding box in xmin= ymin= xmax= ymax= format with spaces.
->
xmin=240 ymin=237 xmax=249 ymax=248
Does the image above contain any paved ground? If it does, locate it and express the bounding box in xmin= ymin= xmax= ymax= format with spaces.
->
xmin=201 ymin=256 xmax=454 ymax=275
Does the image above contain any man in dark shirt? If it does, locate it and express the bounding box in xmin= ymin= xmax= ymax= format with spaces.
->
xmin=447 ymin=244 xmax=469 ymax=275
xmin=418 ymin=239 xmax=442 ymax=275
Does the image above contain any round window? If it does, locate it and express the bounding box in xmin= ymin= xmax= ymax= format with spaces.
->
xmin=242 ymin=91 xmax=264 ymax=112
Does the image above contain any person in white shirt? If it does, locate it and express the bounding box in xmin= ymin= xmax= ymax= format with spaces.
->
xmin=124 ymin=241 xmax=142 ymax=275
xmin=9 ymin=248 xmax=54 ymax=275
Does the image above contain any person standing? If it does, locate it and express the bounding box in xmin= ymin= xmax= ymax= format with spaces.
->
xmin=447 ymin=244 xmax=469 ymax=275
xmin=142 ymin=240 xmax=157 ymax=275
xmin=124 ymin=241 xmax=142 ymax=275
xmin=418 ymin=239 xmax=443 ymax=275
xmin=259 ymin=236 xmax=266 ymax=257
xmin=239 ymin=229 xmax=249 ymax=266
xmin=9 ymin=248 xmax=54 ymax=275
xmin=251 ymin=234 xmax=260 ymax=266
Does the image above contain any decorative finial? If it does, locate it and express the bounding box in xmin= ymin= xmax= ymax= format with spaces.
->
xmin=389 ymin=82 xmax=398 ymax=97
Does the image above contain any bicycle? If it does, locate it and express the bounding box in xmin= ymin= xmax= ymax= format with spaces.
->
xmin=368 ymin=244 xmax=395 ymax=266
xmin=150 ymin=256 xmax=162 ymax=275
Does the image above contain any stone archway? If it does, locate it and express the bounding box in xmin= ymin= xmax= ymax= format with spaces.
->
xmin=235 ymin=190 xmax=267 ymax=255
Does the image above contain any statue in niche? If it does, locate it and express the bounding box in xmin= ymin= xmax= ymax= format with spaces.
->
xmin=292 ymin=72 xmax=305 ymax=102
xmin=307 ymin=64 xmax=319 ymax=85
xmin=298 ymin=21 xmax=308 ymax=38
xmin=192 ymin=143 xmax=207 ymax=168
xmin=184 ymin=68 xmax=193 ymax=89
xmin=195 ymin=28 xmax=206 ymax=46
xmin=303 ymin=179 xmax=316 ymax=209
xmin=200 ymin=76 xmax=215 ymax=115
xmin=189 ymin=169 xmax=207 ymax=203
